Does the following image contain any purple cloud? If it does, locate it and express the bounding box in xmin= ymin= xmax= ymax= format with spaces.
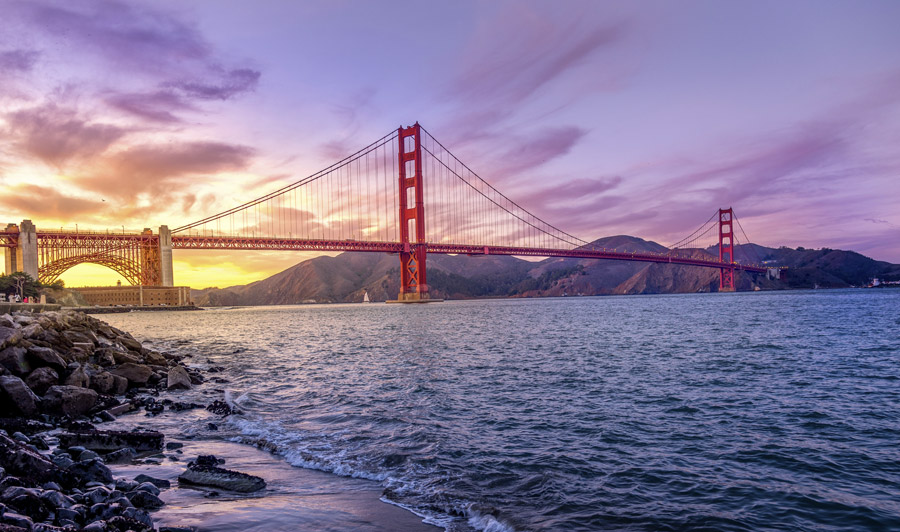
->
xmin=105 ymin=90 xmax=196 ymax=123
xmin=450 ymin=14 xmax=627 ymax=109
xmin=166 ymin=68 xmax=260 ymax=101
xmin=16 ymin=0 xmax=210 ymax=74
xmin=9 ymin=0 xmax=260 ymax=120
xmin=0 ymin=49 xmax=40 ymax=72
xmin=490 ymin=126 xmax=588 ymax=180
xmin=5 ymin=103 xmax=127 ymax=167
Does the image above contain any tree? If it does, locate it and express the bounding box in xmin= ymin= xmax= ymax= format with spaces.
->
xmin=0 ymin=272 xmax=42 ymax=300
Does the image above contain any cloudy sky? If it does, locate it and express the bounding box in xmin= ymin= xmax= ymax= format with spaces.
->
xmin=2 ymin=0 xmax=899 ymax=288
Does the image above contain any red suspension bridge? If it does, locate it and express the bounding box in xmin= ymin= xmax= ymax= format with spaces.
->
xmin=2 ymin=123 xmax=775 ymax=299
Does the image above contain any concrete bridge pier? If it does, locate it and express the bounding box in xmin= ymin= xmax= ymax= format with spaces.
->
xmin=159 ymin=225 xmax=174 ymax=287
xmin=5 ymin=220 xmax=38 ymax=279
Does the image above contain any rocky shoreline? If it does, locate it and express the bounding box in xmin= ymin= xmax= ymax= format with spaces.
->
xmin=0 ymin=310 xmax=264 ymax=532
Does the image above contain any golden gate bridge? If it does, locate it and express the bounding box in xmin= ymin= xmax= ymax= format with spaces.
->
xmin=2 ymin=123 xmax=774 ymax=300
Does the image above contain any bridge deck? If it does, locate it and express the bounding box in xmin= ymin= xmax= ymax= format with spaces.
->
xmin=170 ymin=235 xmax=767 ymax=273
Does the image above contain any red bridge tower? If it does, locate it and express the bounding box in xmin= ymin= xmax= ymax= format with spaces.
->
xmin=718 ymin=207 xmax=735 ymax=292
xmin=394 ymin=123 xmax=432 ymax=302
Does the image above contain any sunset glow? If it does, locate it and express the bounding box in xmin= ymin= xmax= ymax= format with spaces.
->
xmin=2 ymin=1 xmax=899 ymax=288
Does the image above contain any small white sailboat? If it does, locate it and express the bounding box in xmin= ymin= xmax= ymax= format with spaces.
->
xmin=363 ymin=290 xmax=370 ymax=303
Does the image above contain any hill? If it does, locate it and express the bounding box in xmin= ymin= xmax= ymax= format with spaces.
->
xmin=191 ymin=237 xmax=900 ymax=305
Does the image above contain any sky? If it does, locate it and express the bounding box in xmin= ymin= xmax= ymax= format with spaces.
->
xmin=1 ymin=0 xmax=899 ymax=288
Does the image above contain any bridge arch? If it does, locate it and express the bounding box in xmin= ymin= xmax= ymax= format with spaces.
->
xmin=39 ymin=255 xmax=146 ymax=286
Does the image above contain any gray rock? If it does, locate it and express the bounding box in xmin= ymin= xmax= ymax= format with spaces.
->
xmin=0 ymin=347 xmax=30 ymax=376
xmin=142 ymin=350 xmax=167 ymax=366
xmin=79 ymin=449 xmax=100 ymax=461
xmin=133 ymin=474 xmax=170 ymax=489
xmin=0 ymin=376 xmax=41 ymax=416
xmin=63 ymin=329 xmax=95 ymax=346
xmin=110 ymin=375 xmax=128 ymax=395
xmin=51 ymin=454 xmax=74 ymax=469
xmin=24 ymin=366 xmax=59 ymax=395
xmin=20 ymin=323 xmax=43 ymax=339
xmin=85 ymin=487 xmax=110 ymax=505
xmin=0 ymin=433 xmax=76 ymax=487
xmin=25 ymin=346 xmax=67 ymax=373
xmin=112 ymin=350 xmax=141 ymax=365
xmin=88 ymin=371 xmax=115 ymax=395
xmin=10 ymin=432 xmax=28 ymax=443
xmin=0 ymin=327 xmax=23 ymax=350
xmin=69 ymin=458 xmax=113 ymax=485
xmin=166 ymin=366 xmax=191 ymax=391
xmin=178 ymin=462 xmax=266 ymax=493
xmin=121 ymin=508 xmax=154 ymax=529
xmin=93 ymin=348 xmax=117 ymax=367
xmin=104 ymin=447 xmax=135 ymax=464
xmin=42 ymin=385 xmax=98 ymax=417
xmin=82 ymin=520 xmax=107 ymax=531
xmin=127 ymin=490 xmax=164 ymax=509
xmin=1 ymin=511 xmax=32 ymax=529
xmin=40 ymin=489 xmax=75 ymax=509
xmin=117 ymin=336 xmax=143 ymax=352
xmin=134 ymin=482 xmax=159 ymax=496
xmin=58 ymin=430 xmax=163 ymax=452
xmin=57 ymin=507 xmax=80 ymax=522
xmin=110 ymin=363 xmax=152 ymax=387
xmin=64 ymin=365 xmax=90 ymax=388
xmin=115 ymin=479 xmax=139 ymax=492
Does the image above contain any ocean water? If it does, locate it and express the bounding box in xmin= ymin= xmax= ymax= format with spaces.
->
xmin=102 ymin=289 xmax=900 ymax=531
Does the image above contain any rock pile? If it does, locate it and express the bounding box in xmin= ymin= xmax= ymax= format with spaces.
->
xmin=0 ymin=311 xmax=203 ymax=531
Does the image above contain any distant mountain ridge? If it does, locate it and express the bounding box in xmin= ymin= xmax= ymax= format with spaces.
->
xmin=191 ymin=236 xmax=900 ymax=305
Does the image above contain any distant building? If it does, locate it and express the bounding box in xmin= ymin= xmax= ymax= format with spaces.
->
xmin=74 ymin=285 xmax=193 ymax=307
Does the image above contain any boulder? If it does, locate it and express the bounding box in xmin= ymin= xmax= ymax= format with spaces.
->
xmin=110 ymin=374 xmax=129 ymax=395
xmin=110 ymin=363 xmax=152 ymax=386
xmin=0 ymin=512 xmax=33 ymax=530
xmin=0 ymin=327 xmax=23 ymax=350
xmin=0 ymin=433 xmax=76 ymax=487
xmin=118 ymin=336 xmax=143 ymax=352
xmin=93 ymin=348 xmax=117 ymax=367
xmin=127 ymin=490 xmax=164 ymax=509
xmin=0 ymin=347 xmax=30 ymax=376
xmin=57 ymin=430 xmax=164 ymax=452
xmin=25 ymin=346 xmax=66 ymax=373
xmin=24 ymin=367 xmax=59 ymax=395
xmin=166 ymin=366 xmax=191 ymax=391
xmin=89 ymin=371 xmax=116 ymax=395
xmin=64 ymin=365 xmax=90 ymax=388
xmin=178 ymin=461 xmax=266 ymax=492
xmin=19 ymin=323 xmax=43 ymax=339
xmin=104 ymin=447 xmax=136 ymax=464
xmin=63 ymin=329 xmax=96 ymax=345
xmin=142 ymin=350 xmax=167 ymax=367
xmin=68 ymin=458 xmax=113 ymax=484
xmin=0 ymin=376 xmax=40 ymax=416
xmin=112 ymin=350 xmax=142 ymax=365
xmin=42 ymin=385 xmax=98 ymax=417
xmin=133 ymin=474 xmax=170 ymax=489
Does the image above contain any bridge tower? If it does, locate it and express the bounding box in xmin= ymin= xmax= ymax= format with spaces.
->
xmin=4 ymin=220 xmax=38 ymax=280
xmin=395 ymin=123 xmax=430 ymax=302
xmin=718 ymin=207 xmax=735 ymax=292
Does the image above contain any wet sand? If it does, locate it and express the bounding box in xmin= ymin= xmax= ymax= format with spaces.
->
xmin=108 ymin=417 xmax=438 ymax=531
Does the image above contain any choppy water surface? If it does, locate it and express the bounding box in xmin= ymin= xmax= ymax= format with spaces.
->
xmin=103 ymin=289 xmax=900 ymax=531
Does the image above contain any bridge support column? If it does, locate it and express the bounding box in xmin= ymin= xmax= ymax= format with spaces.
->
xmin=17 ymin=220 xmax=38 ymax=280
xmin=159 ymin=225 xmax=174 ymax=287
xmin=718 ymin=208 xmax=735 ymax=292
xmin=390 ymin=123 xmax=439 ymax=303
xmin=4 ymin=224 xmax=18 ymax=275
